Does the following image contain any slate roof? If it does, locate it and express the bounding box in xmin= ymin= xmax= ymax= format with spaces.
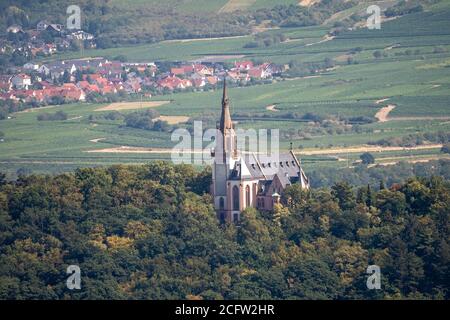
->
xmin=243 ymin=152 xmax=301 ymax=180
xmin=228 ymin=151 xmax=309 ymax=192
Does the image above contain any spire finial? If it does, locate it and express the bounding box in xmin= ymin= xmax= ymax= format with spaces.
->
xmin=222 ymin=77 xmax=228 ymax=106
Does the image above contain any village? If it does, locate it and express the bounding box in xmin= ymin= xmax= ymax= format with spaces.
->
xmin=0 ymin=20 xmax=285 ymax=114
xmin=0 ymin=57 xmax=283 ymax=109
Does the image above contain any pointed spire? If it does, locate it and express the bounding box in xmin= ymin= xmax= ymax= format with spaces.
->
xmin=220 ymin=78 xmax=232 ymax=132
xmin=222 ymin=77 xmax=228 ymax=106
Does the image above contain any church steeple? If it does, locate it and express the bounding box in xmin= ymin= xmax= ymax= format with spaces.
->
xmin=216 ymin=78 xmax=237 ymax=161
xmin=220 ymin=79 xmax=232 ymax=132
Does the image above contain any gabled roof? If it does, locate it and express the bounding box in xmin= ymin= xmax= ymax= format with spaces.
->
xmin=235 ymin=61 xmax=253 ymax=69
xmin=13 ymin=73 xmax=31 ymax=80
xmin=243 ymin=151 xmax=302 ymax=181
xmin=171 ymin=67 xmax=186 ymax=75
xmin=230 ymin=159 xmax=253 ymax=180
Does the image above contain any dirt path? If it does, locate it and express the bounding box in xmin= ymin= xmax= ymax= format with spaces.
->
xmin=218 ymin=0 xmax=256 ymax=13
xmin=375 ymin=104 xmax=396 ymax=122
xmin=384 ymin=44 xmax=400 ymax=51
xmin=305 ymin=35 xmax=335 ymax=47
xmin=374 ymin=101 xmax=450 ymax=122
xmin=85 ymin=146 xmax=205 ymax=154
xmin=85 ymin=144 xmax=443 ymax=155
xmin=156 ymin=115 xmax=190 ymax=125
xmin=95 ymin=101 xmax=170 ymax=112
xmin=266 ymin=105 xmax=279 ymax=112
xmin=299 ymin=144 xmax=443 ymax=156
xmin=299 ymin=0 xmax=319 ymax=7
xmin=375 ymin=98 xmax=390 ymax=104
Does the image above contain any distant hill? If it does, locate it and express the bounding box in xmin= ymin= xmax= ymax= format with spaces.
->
xmin=0 ymin=0 xmax=367 ymax=45
xmin=0 ymin=0 xmax=440 ymax=46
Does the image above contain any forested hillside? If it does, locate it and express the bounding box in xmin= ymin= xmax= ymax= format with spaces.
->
xmin=0 ymin=162 xmax=448 ymax=299
xmin=0 ymin=0 xmax=359 ymax=45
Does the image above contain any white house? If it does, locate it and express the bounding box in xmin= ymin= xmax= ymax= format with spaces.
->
xmin=11 ymin=74 xmax=32 ymax=89
xmin=38 ymin=65 xmax=50 ymax=75
xmin=67 ymin=31 xmax=95 ymax=41
xmin=6 ymin=25 xmax=24 ymax=34
xmin=23 ymin=62 xmax=40 ymax=71
xmin=36 ymin=20 xmax=49 ymax=32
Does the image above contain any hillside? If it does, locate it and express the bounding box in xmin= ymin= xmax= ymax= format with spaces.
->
xmin=0 ymin=0 xmax=403 ymax=45
xmin=0 ymin=164 xmax=448 ymax=299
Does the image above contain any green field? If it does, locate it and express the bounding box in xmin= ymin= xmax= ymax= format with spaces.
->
xmin=2 ymin=0 xmax=450 ymax=177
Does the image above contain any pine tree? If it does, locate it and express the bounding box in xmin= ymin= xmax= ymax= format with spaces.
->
xmin=62 ymin=70 xmax=71 ymax=83
xmin=356 ymin=187 xmax=366 ymax=205
xmin=366 ymin=184 xmax=373 ymax=207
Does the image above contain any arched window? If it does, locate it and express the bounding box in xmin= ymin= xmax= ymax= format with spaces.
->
xmin=232 ymin=186 xmax=239 ymax=211
xmin=219 ymin=197 xmax=224 ymax=209
xmin=246 ymin=185 xmax=250 ymax=207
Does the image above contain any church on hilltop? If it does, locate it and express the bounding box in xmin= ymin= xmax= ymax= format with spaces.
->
xmin=211 ymin=81 xmax=309 ymax=223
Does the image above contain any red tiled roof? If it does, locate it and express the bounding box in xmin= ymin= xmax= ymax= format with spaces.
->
xmin=248 ymin=67 xmax=264 ymax=78
xmin=62 ymin=88 xmax=85 ymax=100
xmin=235 ymin=61 xmax=253 ymax=69
xmin=158 ymin=75 xmax=184 ymax=89
xmin=206 ymin=76 xmax=218 ymax=85
xmin=62 ymin=83 xmax=78 ymax=90
xmin=183 ymin=65 xmax=194 ymax=73
xmin=171 ymin=67 xmax=186 ymax=75
xmin=100 ymin=85 xmax=116 ymax=94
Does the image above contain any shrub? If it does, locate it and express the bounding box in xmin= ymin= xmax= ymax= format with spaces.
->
xmin=360 ymin=152 xmax=375 ymax=165
xmin=441 ymin=143 xmax=450 ymax=154
xmin=37 ymin=111 xmax=68 ymax=121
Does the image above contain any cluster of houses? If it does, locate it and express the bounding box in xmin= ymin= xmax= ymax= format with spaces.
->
xmin=0 ymin=56 xmax=284 ymax=105
xmin=0 ymin=58 xmax=145 ymax=103
xmin=2 ymin=20 xmax=96 ymax=59
xmin=163 ymin=60 xmax=282 ymax=90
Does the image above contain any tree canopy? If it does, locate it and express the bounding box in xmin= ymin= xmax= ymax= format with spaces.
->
xmin=0 ymin=162 xmax=448 ymax=300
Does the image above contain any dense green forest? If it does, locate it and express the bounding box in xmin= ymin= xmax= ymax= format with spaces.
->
xmin=0 ymin=162 xmax=448 ymax=299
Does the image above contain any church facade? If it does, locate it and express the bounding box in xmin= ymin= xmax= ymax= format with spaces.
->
xmin=211 ymin=82 xmax=309 ymax=223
